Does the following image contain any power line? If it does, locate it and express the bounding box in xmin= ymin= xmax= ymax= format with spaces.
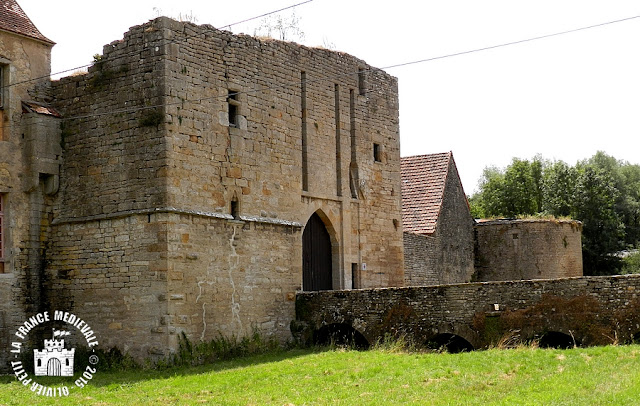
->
xmin=380 ymin=14 xmax=640 ymax=71
xmin=3 ymin=12 xmax=639 ymax=131
xmin=6 ymin=0 xmax=315 ymax=90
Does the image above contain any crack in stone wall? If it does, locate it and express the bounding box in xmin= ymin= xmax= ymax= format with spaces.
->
xmin=228 ymin=224 xmax=243 ymax=332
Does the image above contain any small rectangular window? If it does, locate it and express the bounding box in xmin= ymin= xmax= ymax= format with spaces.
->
xmin=0 ymin=194 xmax=4 ymax=274
xmin=373 ymin=143 xmax=381 ymax=162
xmin=227 ymin=90 xmax=240 ymax=127
xmin=230 ymin=197 xmax=240 ymax=220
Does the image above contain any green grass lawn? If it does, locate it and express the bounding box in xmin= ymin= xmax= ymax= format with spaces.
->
xmin=2 ymin=345 xmax=640 ymax=405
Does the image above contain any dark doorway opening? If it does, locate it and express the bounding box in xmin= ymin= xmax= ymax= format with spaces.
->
xmin=426 ymin=333 xmax=475 ymax=353
xmin=313 ymin=324 xmax=370 ymax=350
xmin=302 ymin=212 xmax=333 ymax=291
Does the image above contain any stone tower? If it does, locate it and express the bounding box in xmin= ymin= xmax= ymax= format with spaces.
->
xmin=43 ymin=17 xmax=404 ymax=361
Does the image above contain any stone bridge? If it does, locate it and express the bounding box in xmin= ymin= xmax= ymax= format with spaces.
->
xmin=293 ymin=275 xmax=640 ymax=352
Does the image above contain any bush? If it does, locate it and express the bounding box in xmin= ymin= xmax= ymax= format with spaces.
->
xmin=621 ymin=250 xmax=640 ymax=274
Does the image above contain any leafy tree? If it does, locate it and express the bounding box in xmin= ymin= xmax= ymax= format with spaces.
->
xmin=472 ymin=166 xmax=505 ymax=218
xmin=471 ymin=158 xmax=544 ymax=217
xmin=615 ymin=163 xmax=640 ymax=247
xmin=502 ymin=158 xmax=543 ymax=216
xmin=582 ymin=152 xmax=640 ymax=249
xmin=571 ymin=163 xmax=624 ymax=274
xmin=542 ymin=160 xmax=576 ymax=217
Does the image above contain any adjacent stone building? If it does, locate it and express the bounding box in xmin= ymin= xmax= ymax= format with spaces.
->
xmin=1 ymin=4 xmax=405 ymax=366
xmin=401 ymin=152 xmax=475 ymax=285
xmin=0 ymin=0 xmax=61 ymax=369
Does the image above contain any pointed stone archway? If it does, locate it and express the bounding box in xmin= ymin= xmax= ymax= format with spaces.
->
xmin=302 ymin=212 xmax=333 ymax=291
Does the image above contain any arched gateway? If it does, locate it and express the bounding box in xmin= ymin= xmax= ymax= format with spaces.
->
xmin=302 ymin=212 xmax=333 ymax=291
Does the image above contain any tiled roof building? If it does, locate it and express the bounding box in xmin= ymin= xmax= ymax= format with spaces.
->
xmin=401 ymin=152 xmax=475 ymax=285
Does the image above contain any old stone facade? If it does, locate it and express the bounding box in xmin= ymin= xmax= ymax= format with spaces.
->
xmin=0 ymin=0 xmax=60 ymax=372
xmin=474 ymin=219 xmax=583 ymax=282
xmin=0 ymin=11 xmax=404 ymax=366
xmin=401 ymin=153 xmax=475 ymax=286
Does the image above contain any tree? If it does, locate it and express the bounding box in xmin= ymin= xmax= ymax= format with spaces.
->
xmin=542 ymin=160 xmax=576 ymax=217
xmin=470 ymin=158 xmax=544 ymax=218
xmin=471 ymin=166 xmax=505 ymax=218
xmin=502 ymin=158 xmax=542 ymax=216
xmin=572 ymin=163 xmax=624 ymax=274
xmin=618 ymin=164 xmax=640 ymax=247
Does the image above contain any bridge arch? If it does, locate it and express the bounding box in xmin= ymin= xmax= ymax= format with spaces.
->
xmin=537 ymin=331 xmax=578 ymax=349
xmin=313 ymin=323 xmax=370 ymax=350
xmin=426 ymin=333 xmax=475 ymax=353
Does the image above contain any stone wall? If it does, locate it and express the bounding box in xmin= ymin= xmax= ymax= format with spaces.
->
xmin=474 ymin=219 xmax=583 ymax=281
xmin=404 ymin=161 xmax=474 ymax=286
xmin=166 ymin=213 xmax=301 ymax=345
xmin=0 ymin=27 xmax=56 ymax=372
xmin=47 ymin=213 xmax=169 ymax=358
xmin=295 ymin=274 xmax=640 ymax=349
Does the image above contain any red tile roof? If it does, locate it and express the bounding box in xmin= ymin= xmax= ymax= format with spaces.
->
xmin=401 ymin=152 xmax=454 ymax=235
xmin=0 ymin=0 xmax=54 ymax=44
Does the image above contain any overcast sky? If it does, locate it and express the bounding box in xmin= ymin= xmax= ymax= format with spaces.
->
xmin=18 ymin=0 xmax=640 ymax=193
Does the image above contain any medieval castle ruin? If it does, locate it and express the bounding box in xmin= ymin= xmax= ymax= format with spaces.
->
xmin=1 ymin=1 xmax=591 ymax=369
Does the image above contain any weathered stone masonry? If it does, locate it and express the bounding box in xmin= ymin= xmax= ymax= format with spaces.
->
xmin=402 ymin=154 xmax=474 ymax=286
xmin=295 ymin=274 xmax=640 ymax=349
xmin=0 ymin=3 xmax=58 ymax=373
xmin=474 ymin=219 xmax=583 ymax=282
xmin=42 ymin=17 xmax=404 ymax=361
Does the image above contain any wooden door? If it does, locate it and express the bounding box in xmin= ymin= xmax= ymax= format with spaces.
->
xmin=303 ymin=213 xmax=333 ymax=291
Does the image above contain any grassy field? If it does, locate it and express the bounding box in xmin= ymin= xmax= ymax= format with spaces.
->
xmin=1 ymin=344 xmax=640 ymax=405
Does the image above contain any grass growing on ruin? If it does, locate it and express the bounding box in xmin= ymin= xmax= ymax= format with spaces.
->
xmin=1 ymin=344 xmax=640 ymax=405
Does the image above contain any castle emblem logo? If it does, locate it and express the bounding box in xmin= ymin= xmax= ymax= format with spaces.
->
xmin=33 ymin=329 xmax=75 ymax=377
xmin=8 ymin=310 xmax=99 ymax=397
